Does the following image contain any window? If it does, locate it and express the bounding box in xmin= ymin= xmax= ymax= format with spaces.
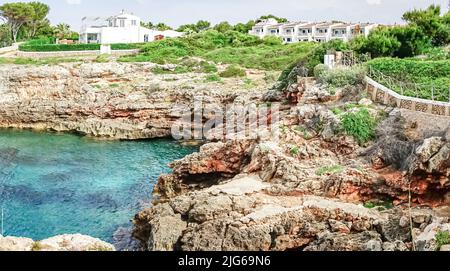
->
xmin=131 ymin=20 xmax=137 ymax=26
xmin=120 ymin=19 xmax=125 ymax=27
xmin=287 ymin=38 xmax=292 ymax=42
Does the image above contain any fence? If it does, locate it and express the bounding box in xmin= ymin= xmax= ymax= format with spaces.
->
xmin=365 ymin=74 xmax=450 ymax=117
xmin=367 ymin=66 xmax=450 ymax=103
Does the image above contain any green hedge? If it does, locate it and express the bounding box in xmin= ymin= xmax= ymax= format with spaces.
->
xmin=19 ymin=43 xmax=142 ymax=52
xmin=19 ymin=43 xmax=100 ymax=52
xmin=367 ymin=57 xmax=450 ymax=101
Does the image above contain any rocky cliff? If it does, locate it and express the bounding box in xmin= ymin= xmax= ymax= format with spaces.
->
xmin=0 ymin=62 xmax=268 ymax=139
xmin=133 ymin=78 xmax=450 ymax=251
xmin=0 ymin=234 xmax=115 ymax=251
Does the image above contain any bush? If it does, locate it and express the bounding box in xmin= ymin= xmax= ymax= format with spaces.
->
xmin=436 ymin=231 xmax=450 ymax=250
xmin=140 ymin=38 xmax=193 ymax=64
xmin=316 ymin=66 xmax=366 ymax=87
xmin=366 ymin=57 xmax=450 ymax=101
xmin=263 ymin=36 xmax=283 ymax=46
xmin=350 ymin=25 xmax=431 ymax=58
xmin=313 ymin=64 xmax=330 ymax=78
xmin=19 ymin=43 xmax=101 ymax=51
xmin=23 ymin=37 xmax=56 ymax=46
xmin=204 ymin=74 xmax=222 ymax=82
xmin=340 ymin=108 xmax=378 ymax=145
xmin=199 ymin=61 xmax=218 ymax=73
xmin=110 ymin=43 xmax=141 ymax=50
xmin=219 ymin=65 xmax=246 ymax=78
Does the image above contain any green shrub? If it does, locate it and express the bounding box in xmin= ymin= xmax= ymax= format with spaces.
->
xmin=23 ymin=37 xmax=56 ymax=46
xmin=95 ymin=54 xmax=110 ymax=63
xmin=367 ymin=57 xmax=450 ymax=101
xmin=151 ymin=66 xmax=192 ymax=74
xmin=422 ymin=47 xmax=450 ymax=60
xmin=119 ymin=30 xmax=317 ymax=71
xmin=340 ymin=108 xmax=378 ymax=145
xmin=436 ymin=231 xmax=450 ymax=250
xmin=290 ymin=146 xmax=300 ymax=155
xmin=110 ymin=43 xmax=141 ymax=50
xmin=316 ymin=66 xmax=366 ymax=87
xmin=204 ymin=74 xmax=222 ymax=82
xmin=19 ymin=43 xmax=101 ymax=51
xmin=315 ymin=165 xmax=344 ymax=176
xmin=313 ymin=64 xmax=330 ymax=78
xmin=263 ymin=35 xmax=283 ymax=46
xmin=199 ymin=61 xmax=218 ymax=73
xmin=139 ymin=38 xmax=193 ymax=64
xmin=219 ymin=65 xmax=246 ymax=77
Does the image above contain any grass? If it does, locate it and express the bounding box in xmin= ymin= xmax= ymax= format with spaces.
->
xmin=203 ymin=42 xmax=317 ymax=71
xmin=204 ymin=74 xmax=222 ymax=82
xmin=315 ymin=165 xmax=344 ymax=176
xmin=290 ymin=146 xmax=300 ymax=155
xmin=435 ymin=231 xmax=450 ymax=250
xmin=95 ymin=54 xmax=110 ymax=63
xmin=367 ymin=57 xmax=450 ymax=102
xmin=0 ymin=57 xmax=83 ymax=65
xmin=219 ymin=65 xmax=246 ymax=78
xmin=363 ymin=200 xmax=394 ymax=210
xmin=151 ymin=66 xmax=192 ymax=74
xmin=340 ymin=108 xmax=378 ymax=145
xmin=117 ymin=30 xmax=318 ymax=71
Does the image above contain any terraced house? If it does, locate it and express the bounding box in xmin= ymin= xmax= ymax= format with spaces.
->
xmin=249 ymin=19 xmax=378 ymax=43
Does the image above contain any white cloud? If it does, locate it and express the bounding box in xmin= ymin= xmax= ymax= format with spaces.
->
xmin=66 ymin=0 xmax=82 ymax=5
xmin=366 ymin=0 xmax=382 ymax=5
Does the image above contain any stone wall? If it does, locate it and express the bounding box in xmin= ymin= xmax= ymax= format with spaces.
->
xmin=366 ymin=76 xmax=450 ymax=117
xmin=16 ymin=49 xmax=139 ymax=58
xmin=0 ymin=43 xmax=20 ymax=55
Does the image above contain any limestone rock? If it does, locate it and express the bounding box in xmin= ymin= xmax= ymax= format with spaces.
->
xmin=0 ymin=234 xmax=115 ymax=251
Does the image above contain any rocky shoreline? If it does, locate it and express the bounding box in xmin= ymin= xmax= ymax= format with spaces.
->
xmin=0 ymin=61 xmax=268 ymax=140
xmin=133 ymin=77 xmax=450 ymax=251
xmin=1 ymin=61 xmax=450 ymax=251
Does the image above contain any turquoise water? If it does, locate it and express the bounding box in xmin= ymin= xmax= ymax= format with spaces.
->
xmin=0 ymin=129 xmax=196 ymax=243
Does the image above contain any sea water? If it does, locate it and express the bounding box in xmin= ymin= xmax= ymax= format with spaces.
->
xmin=0 ymin=129 xmax=196 ymax=243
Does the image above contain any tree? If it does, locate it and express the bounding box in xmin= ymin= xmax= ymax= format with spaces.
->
xmin=256 ymin=15 xmax=288 ymax=23
xmin=214 ymin=21 xmax=233 ymax=33
xmin=54 ymin=23 xmax=71 ymax=40
xmin=402 ymin=4 xmax=450 ymax=46
xmin=26 ymin=1 xmax=49 ymax=38
xmin=176 ymin=24 xmax=197 ymax=33
xmin=0 ymin=23 xmax=12 ymax=47
xmin=0 ymin=2 xmax=35 ymax=42
xmin=234 ymin=20 xmax=255 ymax=34
xmin=389 ymin=25 xmax=431 ymax=58
xmin=141 ymin=21 xmax=154 ymax=29
xmin=195 ymin=20 xmax=211 ymax=32
xmin=155 ymin=22 xmax=172 ymax=31
xmin=351 ymin=27 xmax=401 ymax=58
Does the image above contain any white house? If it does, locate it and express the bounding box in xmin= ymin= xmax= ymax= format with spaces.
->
xmin=249 ymin=19 xmax=378 ymax=43
xmin=79 ymin=10 xmax=183 ymax=44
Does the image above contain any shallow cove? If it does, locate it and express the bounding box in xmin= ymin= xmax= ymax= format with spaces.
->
xmin=0 ymin=129 xmax=197 ymax=243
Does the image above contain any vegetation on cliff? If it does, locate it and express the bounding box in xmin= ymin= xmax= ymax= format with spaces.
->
xmin=118 ymin=30 xmax=317 ymax=71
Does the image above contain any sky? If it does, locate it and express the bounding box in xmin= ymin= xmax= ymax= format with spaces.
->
xmin=1 ymin=0 xmax=449 ymax=30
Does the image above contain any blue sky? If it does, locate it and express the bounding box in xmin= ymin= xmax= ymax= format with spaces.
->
xmin=2 ymin=0 xmax=449 ymax=30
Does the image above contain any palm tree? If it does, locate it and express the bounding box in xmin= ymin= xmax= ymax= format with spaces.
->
xmin=54 ymin=23 xmax=70 ymax=40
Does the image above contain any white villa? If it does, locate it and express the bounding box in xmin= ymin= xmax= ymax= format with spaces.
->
xmin=79 ymin=10 xmax=183 ymax=44
xmin=249 ymin=18 xmax=378 ymax=43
